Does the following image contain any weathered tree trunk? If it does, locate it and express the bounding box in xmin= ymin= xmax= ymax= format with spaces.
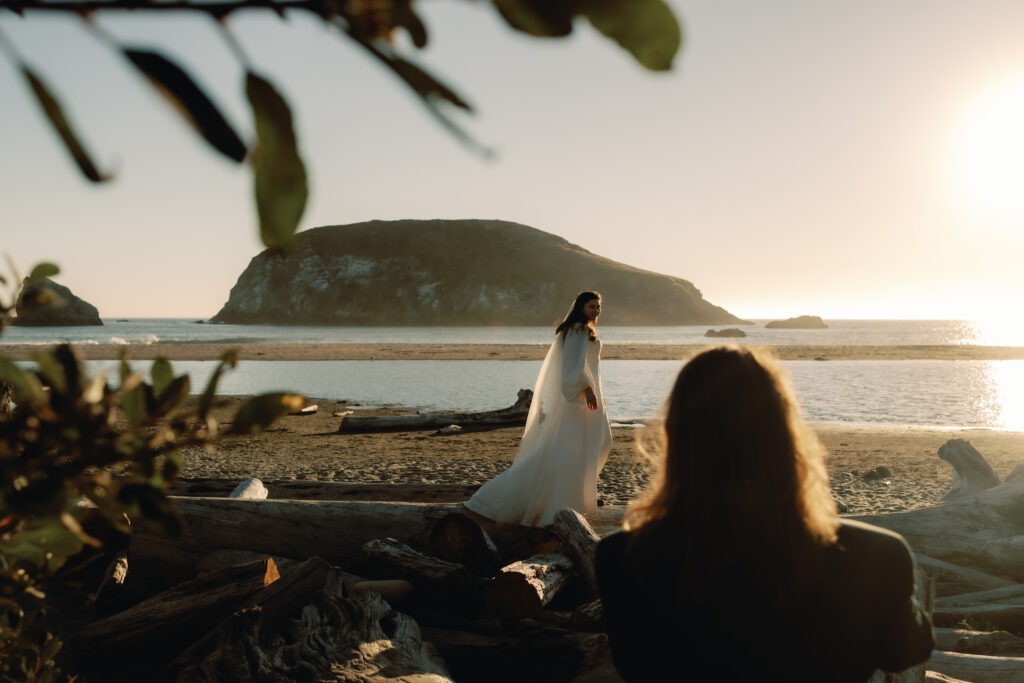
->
xmin=169 ymin=478 xmax=480 ymax=502
xmin=936 ymin=582 xmax=1024 ymax=608
xmin=178 ymin=564 xmax=453 ymax=682
xmin=552 ymin=508 xmax=601 ymax=593
xmin=571 ymin=598 xmax=604 ymax=632
xmin=850 ymin=473 xmax=1024 ymax=581
xmin=933 ymin=628 xmax=1024 ymax=656
xmin=128 ymin=498 xmax=460 ymax=588
xmin=915 ymin=554 xmax=1015 ymax=597
xmin=363 ymin=537 xmax=485 ymax=613
xmin=75 ymin=557 xmax=279 ymax=663
xmin=926 ymin=651 xmax=1024 ymax=682
xmin=339 ymin=390 xmax=532 ymax=432
xmin=939 ymin=439 xmax=1001 ymax=500
xmin=932 ymin=603 xmax=1024 ymax=633
xmin=485 ymin=551 xmax=575 ymax=619
xmin=427 ymin=512 xmax=502 ymax=576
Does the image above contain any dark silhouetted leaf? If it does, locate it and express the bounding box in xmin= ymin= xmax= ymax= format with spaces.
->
xmin=151 ymin=375 xmax=189 ymax=420
xmin=579 ymin=0 xmax=681 ymax=71
xmin=21 ymin=68 xmax=112 ymax=183
xmin=492 ymin=0 xmax=574 ymax=36
xmin=395 ymin=1 xmax=428 ymax=48
xmin=198 ymin=349 xmax=238 ymax=421
xmin=246 ymin=73 xmax=307 ymax=250
xmin=116 ymin=484 xmax=181 ymax=536
xmin=230 ymin=392 xmax=304 ymax=435
xmin=0 ymin=359 xmax=45 ymax=405
xmin=123 ymin=49 xmax=248 ymax=163
xmin=27 ymin=262 xmax=59 ymax=283
xmin=161 ymin=451 xmax=183 ymax=483
xmin=151 ymin=357 xmax=173 ymax=396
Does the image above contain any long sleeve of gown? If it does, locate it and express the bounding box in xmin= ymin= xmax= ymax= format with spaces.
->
xmin=560 ymin=329 xmax=590 ymax=402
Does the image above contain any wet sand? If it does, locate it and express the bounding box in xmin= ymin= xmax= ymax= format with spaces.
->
xmin=4 ymin=342 xmax=1024 ymax=362
xmin=179 ymin=397 xmax=1024 ymax=516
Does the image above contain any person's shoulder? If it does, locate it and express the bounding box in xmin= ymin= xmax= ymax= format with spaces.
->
xmin=831 ymin=519 xmax=917 ymax=586
xmin=596 ymin=531 xmax=631 ymax=571
xmin=837 ymin=519 xmax=913 ymax=557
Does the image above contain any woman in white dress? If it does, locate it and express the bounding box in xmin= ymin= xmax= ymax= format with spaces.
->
xmin=464 ymin=291 xmax=613 ymax=526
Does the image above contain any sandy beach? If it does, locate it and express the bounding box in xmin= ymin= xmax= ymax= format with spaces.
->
xmin=4 ymin=341 xmax=1024 ymax=362
xmin=179 ymin=396 xmax=1024 ymax=516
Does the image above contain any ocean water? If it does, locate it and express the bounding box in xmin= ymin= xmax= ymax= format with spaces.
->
xmin=64 ymin=357 xmax=1024 ymax=431
xmin=4 ymin=318 xmax=1024 ymax=347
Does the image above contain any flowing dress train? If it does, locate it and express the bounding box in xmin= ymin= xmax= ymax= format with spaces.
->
xmin=464 ymin=325 xmax=612 ymax=527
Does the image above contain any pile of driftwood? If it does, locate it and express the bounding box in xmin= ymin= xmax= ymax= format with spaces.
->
xmin=71 ymin=438 xmax=1024 ymax=682
xmin=72 ymin=480 xmax=618 ymax=682
xmin=855 ymin=439 xmax=1024 ymax=682
xmin=338 ymin=390 xmax=533 ymax=433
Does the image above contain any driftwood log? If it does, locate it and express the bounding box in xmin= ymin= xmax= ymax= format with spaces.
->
xmin=939 ymin=439 xmax=1001 ymax=500
xmin=128 ymin=498 xmax=460 ymax=587
xmin=427 ymin=512 xmax=502 ymax=576
xmin=338 ymin=389 xmax=532 ymax=432
xmin=914 ymin=554 xmax=1015 ymax=597
xmin=850 ymin=469 xmax=1024 ymax=581
xmin=552 ymin=509 xmax=601 ymax=593
xmin=927 ymin=651 xmax=1024 ymax=682
xmin=485 ymin=551 xmax=575 ymax=619
xmin=933 ymin=628 xmax=1024 ymax=656
xmin=170 ymin=478 xmax=480 ymax=502
xmin=178 ymin=559 xmax=453 ymax=682
xmin=75 ymin=557 xmax=279 ymax=664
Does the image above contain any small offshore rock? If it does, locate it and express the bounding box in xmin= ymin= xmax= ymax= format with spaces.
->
xmin=765 ymin=315 xmax=828 ymax=329
xmin=705 ymin=328 xmax=747 ymax=338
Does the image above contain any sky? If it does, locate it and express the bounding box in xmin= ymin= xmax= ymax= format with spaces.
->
xmin=2 ymin=1 xmax=1024 ymax=320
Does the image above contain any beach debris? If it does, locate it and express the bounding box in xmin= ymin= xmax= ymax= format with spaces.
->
xmin=862 ymin=466 xmax=892 ymax=481
xmin=933 ymin=627 xmax=1024 ymax=657
xmin=289 ymin=403 xmax=318 ymax=416
xmin=428 ymin=512 xmax=502 ymax=576
xmin=228 ymin=477 xmax=268 ymax=500
xmin=338 ymin=389 xmax=533 ymax=433
xmin=926 ymin=650 xmax=1024 ymax=682
xmin=551 ymin=508 xmax=601 ymax=593
xmin=485 ymin=551 xmax=576 ymax=620
xmin=939 ymin=439 xmax=1001 ymax=500
xmin=435 ymin=424 xmax=463 ymax=435
xmin=333 ymin=409 xmax=355 ymax=417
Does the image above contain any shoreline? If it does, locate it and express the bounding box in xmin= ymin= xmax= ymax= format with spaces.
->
xmin=178 ymin=397 xmax=1024 ymax=516
xmin=4 ymin=342 xmax=1024 ymax=362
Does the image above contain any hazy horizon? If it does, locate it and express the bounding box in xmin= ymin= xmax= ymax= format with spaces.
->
xmin=3 ymin=1 xmax=1023 ymax=321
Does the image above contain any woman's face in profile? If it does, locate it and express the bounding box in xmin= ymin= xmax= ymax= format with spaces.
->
xmin=583 ymin=298 xmax=602 ymax=322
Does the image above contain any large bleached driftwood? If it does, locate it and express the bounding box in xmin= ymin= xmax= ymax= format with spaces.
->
xmin=552 ymin=508 xmax=601 ymax=593
xmin=850 ymin=468 xmax=1024 ymax=581
xmin=914 ymin=554 xmax=1015 ymax=597
xmin=338 ymin=389 xmax=532 ymax=432
xmin=939 ymin=439 xmax=1001 ymax=500
xmin=927 ymin=651 xmax=1024 ymax=682
xmin=485 ymin=551 xmax=575 ymax=619
xmin=128 ymin=498 xmax=460 ymax=587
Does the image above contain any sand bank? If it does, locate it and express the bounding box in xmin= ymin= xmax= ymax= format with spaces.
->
xmin=4 ymin=342 xmax=1024 ymax=361
xmin=178 ymin=397 xmax=1024 ymax=516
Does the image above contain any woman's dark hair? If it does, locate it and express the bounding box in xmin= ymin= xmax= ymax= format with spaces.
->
xmin=624 ymin=345 xmax=838 ymax=605
xmin=555 ymin=291 xmax=601 ymax=341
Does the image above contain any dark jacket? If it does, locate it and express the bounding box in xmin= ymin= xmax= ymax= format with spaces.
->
xmin=595 ymin=519 xmax=934 ymax=682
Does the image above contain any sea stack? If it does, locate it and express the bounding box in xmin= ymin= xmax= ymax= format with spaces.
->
xmin=765 ymin=315 xmax=828 ymax=329
xmin=212 ymin=219 xmax=749 ymax=326
xmin=12 ymin=278 xmax=102 ymax=326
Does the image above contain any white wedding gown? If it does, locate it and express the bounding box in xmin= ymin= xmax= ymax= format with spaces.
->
xmin=464 ymin=325 xmax=612 ymax=526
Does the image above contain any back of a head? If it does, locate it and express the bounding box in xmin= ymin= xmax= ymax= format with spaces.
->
xmin=626 ymin=345 xmax=838 ymax=604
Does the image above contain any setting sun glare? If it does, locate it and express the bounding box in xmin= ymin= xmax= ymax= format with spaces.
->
xmin=952 ymin=75 xmax=1024 ymax=227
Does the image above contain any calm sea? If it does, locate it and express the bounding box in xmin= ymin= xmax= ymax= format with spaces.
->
xmin=5 ymin=319 xmax=1024 ymax=431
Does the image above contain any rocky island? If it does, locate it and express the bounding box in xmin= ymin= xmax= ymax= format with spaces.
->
xmin=765 ymin=315 xmax=828 ymax=329
xmin=12 ymin=278 xmax=102 ymax=326
xmin=212 ymin=220 xmax=748 ymax=326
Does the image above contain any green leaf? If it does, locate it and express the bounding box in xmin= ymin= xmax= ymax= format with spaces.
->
xmin=492 ymin=0 xmax=574 ymax=36
xmin=0 ymin=519 xmax=83 ymax=571
xmin=161 ymin=450 xmax=183 ymax=483
xmin=0 ymin=359 xmax=45 ymax=405
xmin=198 ymin=349 xmax=238 ymax=421
xmin=27 ymin=263 xmax=59 ymax=283
xmin=120 ymin=381 xmax=146 ymax=428
xmin=123 ymin=49 xmax=248 ymax=163
xmin=34 ymin=347 xmax=67 ymax=395
xmin=151 ymin=357 xmax=173 ymax=396
xmin=246 ymin=72 xmax=308 ymax=250
xmin=150 ymin=374 xmax=190 ymax=420
xmin=579 ymin=0 xmax=682 ymax=71
xmin=21 ymin=68 xmax=112 ymax=183
xmin=229 ymin=392 xmax=304 ymax=435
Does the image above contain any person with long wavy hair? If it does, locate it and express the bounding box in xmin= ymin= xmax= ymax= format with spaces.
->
xmin=595 ymin=346 xmax=933 ymax=682
xmin=465 ymin=291 xmax=612 ymax=526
